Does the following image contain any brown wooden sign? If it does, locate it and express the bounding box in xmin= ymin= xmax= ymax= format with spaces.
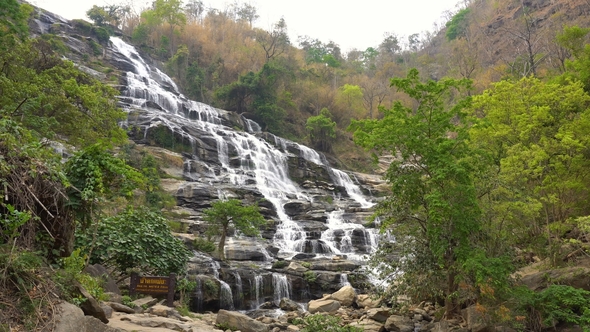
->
xmin=129 ymin=273 xmax=176 ymax=307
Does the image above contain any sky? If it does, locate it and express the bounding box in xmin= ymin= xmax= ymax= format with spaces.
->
xmin=32 ymin=0 xmax=462 ymax=52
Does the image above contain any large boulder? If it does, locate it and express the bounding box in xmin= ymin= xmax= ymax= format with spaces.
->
xmin=75 ymin=282 xmax=109 ymax=323
xmin=384 ymin=315 xmax=414 ymax=332
xmin=216 ymin=309 xmax=269 ymax=332
xmin=356 ymin=294 xmax=382 ymax=308
xmin=54 ymin=302 xmax=84 ymax=332
xmin=307 ymin=298 xmax=341 ymax=314
xmin=331 ymin=285 xmax=356 ymax=307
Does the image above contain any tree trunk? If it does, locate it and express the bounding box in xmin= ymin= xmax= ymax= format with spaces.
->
xmin=218 ymin=225 xmax=227 ymax=260
xmin=445 ymin=268 xmax=459 ymax=318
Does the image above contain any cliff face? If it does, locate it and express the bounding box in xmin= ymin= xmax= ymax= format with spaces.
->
xmin=28 ymin=7 xmax=389 ymax=312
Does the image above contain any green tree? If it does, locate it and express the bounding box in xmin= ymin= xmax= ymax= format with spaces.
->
xmin=76 ymin=206 xmax=191 ymax=275
xmin=215 ymin=62 xmax=289 ymax=133
xmin=445 ymin=8 xmax=471 ymax=41
xmin=0 ymin=0 xmax=32 ymax=48
xmin=203 ymin=199 xmax=266 ymax=260
xmin=306 ymin=108 xmax=336 ymax=152
xmin=350 ymin=68 xmax=482 ymax=317
xmin=467 ymin=77 xmax=590 ymax=257
xmin=65 ymin=144 xmax=145 ymax=225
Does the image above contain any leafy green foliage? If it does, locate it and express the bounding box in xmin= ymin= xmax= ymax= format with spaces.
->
xmin=446 ymin=8 xmax=471 ymax=41
xmin=215 ymin=62 xmax=289 ymax=133
xmin=65 ymin=144 xmax=145 ymax=225
xmin=193 ymin=237 xmax=216 ymax=253
xmin=519 ymin=285 xmax=590 ymax=331
xmin=75 ymin=206 xmax=191 ymax=275
xmin=468 ymin=77 xmax=590 ymax=257
xmin=293 ymin=313 xmax=363 ymax=332
xmin=53 ymin=249 xmax=108 ymax=304
xmin=0 ymin=0 xmax=32 ymax=48
xmin=350 ymin=68 xmax=487 ymax=317
xmin=0 ymin=37 xmax=126 ymax=146
xmin=306 ymin=108 xmax=336 ymax=152
xmin=203 ymin=199 xmax=266 ymax=260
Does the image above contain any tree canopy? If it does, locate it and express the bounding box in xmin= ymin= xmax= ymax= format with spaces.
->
xmin=203 ymin=199 xmax=266 ymax=260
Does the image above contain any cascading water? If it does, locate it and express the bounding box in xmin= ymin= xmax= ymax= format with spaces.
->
xmin=110 ymin=36 xmax=382 ymax=310
xmin=272 ymin=273 xmax=291 ymax=305
xmin=232 ymin=271 xmax=243 ymax=309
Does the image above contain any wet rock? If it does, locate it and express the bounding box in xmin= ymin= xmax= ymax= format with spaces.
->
xmin=279 ymin=298 xmax=301 ymax=311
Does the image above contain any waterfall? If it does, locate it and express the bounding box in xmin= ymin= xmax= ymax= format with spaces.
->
xmin=109 ymin=36 xmax=384 ymax=310
xmin=272 ymin=273 xmax=291 ymax=305
xmin=219 ymin=280 xmax=234 ymax=310
xmin=254 ymin=274 xmax=263 ymax=308
xmin=232 ymin=271 xmax=243 ymax=309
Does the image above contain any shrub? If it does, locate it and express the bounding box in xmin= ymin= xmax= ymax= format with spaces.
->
xmin=519 ymin=285 xmax=590 ymax=331
xmin=76 ymin=206 xmax=191 ymax=275
xmin=303 ymin=271 xmax=317 ymax=283
xmin=193 ymin=237 xmax=216 ymax=253
xmin=293 ymin=313 xmax=363 ymax=332
xmin=272 ymin=260 xmax=289 ymax=269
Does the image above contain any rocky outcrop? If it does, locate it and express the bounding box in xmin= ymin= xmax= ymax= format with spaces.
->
xmin=216 ymin=309 xmax=269 ymax=332
xmin=520 ymin=266 xmax=590 ymax=291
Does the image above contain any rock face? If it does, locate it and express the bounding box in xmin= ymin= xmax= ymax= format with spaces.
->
xmin=520 ymin=266 xmax=590 ymax=291
xmin=216 ymin=309 xmax=269 ymax=332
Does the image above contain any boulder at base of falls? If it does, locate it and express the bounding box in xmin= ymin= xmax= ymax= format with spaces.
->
xmin=308 ymin=297 xmax=341 ymax=314
xmin=331 ymin=285 xmax=357 ymax=307
xmin=216 ymin=309 xmax=269 ymax=332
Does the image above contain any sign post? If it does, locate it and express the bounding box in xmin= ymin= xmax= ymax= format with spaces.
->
xmin=130 ymin=273 xmax=176 ymax=307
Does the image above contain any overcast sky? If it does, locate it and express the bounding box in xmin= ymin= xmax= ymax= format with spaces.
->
xmin=32 ymin=0 xmax=462 ymax=52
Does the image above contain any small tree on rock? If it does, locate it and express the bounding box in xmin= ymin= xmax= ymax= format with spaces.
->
xmin=203 ymin=199 xmax=266 ymax=260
